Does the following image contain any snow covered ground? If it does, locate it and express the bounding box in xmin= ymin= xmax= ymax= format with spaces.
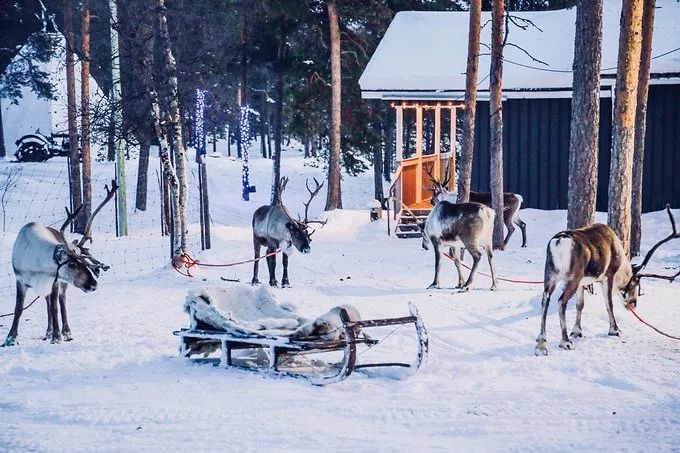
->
xmin=0 ymin=145 xmax=679 ymax=452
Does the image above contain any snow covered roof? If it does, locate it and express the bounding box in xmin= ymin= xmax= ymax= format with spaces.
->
xmin=359 ymin=0 xmax=680 ymax=99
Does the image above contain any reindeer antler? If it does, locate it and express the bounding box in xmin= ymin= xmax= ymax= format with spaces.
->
xmin=635 ymin=204 xmax=680 ymax=281
xmin=59 ymin=205 xmax=83 ymax=237
xmin=275 ymin=176 xmax=289 ymax=205
xmin=77 ymin=180 xmax=119 ymax=247
xmin=303 ymin=177 xmax=326 ymax=225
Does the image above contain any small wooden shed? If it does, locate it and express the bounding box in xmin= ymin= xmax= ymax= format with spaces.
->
xmin=360 ymin=2 xmax=680 ymax=237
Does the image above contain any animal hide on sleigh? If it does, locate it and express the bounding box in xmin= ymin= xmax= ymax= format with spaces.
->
xmin=183 ymin=284 xmax=361 ymax=341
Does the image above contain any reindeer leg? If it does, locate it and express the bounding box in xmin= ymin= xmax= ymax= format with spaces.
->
xmin=558 ymin=280 xmax=580 ymax=350
xmin=601 ymin=278 xmax=620 ymax=336
xmin=49 ymin=283 xmax=62 ymax=344
xmin=428 ymin=241 xmax=441 ymax=289
xmin=43 ymin=296 xmax=53 ymax=341
xmin=515 ymin=216 xmax=527 ymax=247
xmin=267 ymin=246 xmax=278 ymax=287
xmin=535 ymin=279 xmax=557 ymax=356
xmin=460 ymin=245 xmax=482 ymax=291
xmin=3 ymin=281 xmax=27 ymax=347
xmin=502 ymin=213 xmax=515 ymax=248
xmin=59 ymin=283 xmax=72 ymax=341
xmin=486 ymin=246 xmax=498 ymax=291
xmin=569 ymin=285 xmax=586 ymax=340
xmin=251 ymin=239 xmax=261 ymax=285
xmin=451 ymin=247 xmax=466 ymax=288
xmin=281 ymin=253 xmax=291 ymax=288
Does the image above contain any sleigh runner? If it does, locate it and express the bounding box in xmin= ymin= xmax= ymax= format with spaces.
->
xmin=174 ymin=285 xmax=428 ymax=385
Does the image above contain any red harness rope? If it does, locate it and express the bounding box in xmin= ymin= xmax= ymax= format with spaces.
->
xmin=173 ymin=249 xmax=282 ymax=278
xmin=626 ymin=304 xmax=680 ymax=340
xmin=443 ymin=252 xmax=544 ymax=285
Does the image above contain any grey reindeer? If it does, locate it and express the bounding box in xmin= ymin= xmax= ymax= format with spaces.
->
xmin=3 ymin=181 xmax=117 ymax=346
xmin=251 ymin=177 xmax=326 ymax=287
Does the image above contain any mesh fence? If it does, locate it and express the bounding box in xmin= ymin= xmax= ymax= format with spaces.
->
xmin=0 ymin=154 xmax=202 ymax=297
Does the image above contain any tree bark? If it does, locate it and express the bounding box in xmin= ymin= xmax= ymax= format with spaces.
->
xmin=0 ymin=102 xmax=5 ymax=158
xmin=81 ymin=0 xmax=92 ymax=225
xmin=65 ymin=0 xmax=84 ymax=233
xmin=567 ymin=0 xmax=603 ymax=229
xmin=325 ymin=0 xmax=342 ymax=210
xmin=134 ymin=13 xmax=154 ymax=212
xmin=631 ymin=0 xmax=656 ymax=256
xmin=489 ymin=0 xmax=505 ymax=249
xmin=136 ymin=137 xmax=150 ymax=211
xmin=270 ymin=29 xmax=285 ymax=205
xmin=158 ymin=0 xmax=188 ymax=254
xmin=458 ymin=0 xmax=481 ymax=203
xmin=608 ymin=0 xmax=644 ymax=256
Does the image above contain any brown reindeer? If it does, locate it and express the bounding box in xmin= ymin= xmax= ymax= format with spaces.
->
xmin=535 ymin=205 xmax=680 ymax=355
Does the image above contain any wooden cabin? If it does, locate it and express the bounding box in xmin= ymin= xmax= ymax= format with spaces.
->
xmin=386 ymin=100 xmax=463 ymax=237
xmin=360 ymin=2 xmax=680 ymax=237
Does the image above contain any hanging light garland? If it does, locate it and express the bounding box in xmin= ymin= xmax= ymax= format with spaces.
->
xmin=194 ymin=88 xmax=205 ymax=161
xmin=240 ymin=105 xmax=252 ymax=200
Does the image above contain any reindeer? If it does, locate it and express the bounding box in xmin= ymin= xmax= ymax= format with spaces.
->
xmin=420 ymin=172 xmax=499 ymax=291
xmin=3 ymin=181 xmax=117 ymax=346
xmin=426 ymin=165 xmax=527 ymax=248
xmin=251 ymin=177 xmax=325 ymax=287
xmin=534 ymin=205 xmax=680 ymax=356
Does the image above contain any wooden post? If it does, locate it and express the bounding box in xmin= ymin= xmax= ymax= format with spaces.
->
xmin=395 ymin=106 xmax=403 ymax=162
xmin=415 ymin=106 xmax=423 ymax=204
xmin=434 ymin=106 xmax=441 ymax=181
xmin=450 ymin=107 xmax=457 ymax=190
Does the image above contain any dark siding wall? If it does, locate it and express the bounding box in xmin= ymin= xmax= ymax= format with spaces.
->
xmin=469 ymin=84 xmax=679 ymax=212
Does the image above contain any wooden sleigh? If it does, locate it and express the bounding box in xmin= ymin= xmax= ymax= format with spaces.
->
xmin=174 ymin=302 xmax=428 ymax=385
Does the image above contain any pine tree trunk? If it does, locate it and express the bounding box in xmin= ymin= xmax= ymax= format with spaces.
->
xmin=136 ymin=137 xmax=150 ymax=211
xmin=631 ymin=0 xmax=656 ymax=256
xmin=0 ymin=102 xmax=6 ymax=158
xmin=65 ymin=0 xmax=84 ymax=233
xmin=383 ymin=117 xmax=393 ymax=182
xmin=567 ymin=0 xmax=603 ymax=229
xmin=374 ymin=139 xmax=384 ymax=206
xmin=608 ymin=0 xmax=644 ymax=256
xmin=489 ymin=0 xmax=505 ymax=249
xmin=270 ymin=30 xmax=285 ymax=205
xmin=325 ymin=0 xmax=342 ymax=210
xmin=81 ymin=0 xmax=92 ymax=226
xmin=158 ymin=0 xmax=187 ymax=254
xmin=458 ymin=0 xmax=481 ymax=203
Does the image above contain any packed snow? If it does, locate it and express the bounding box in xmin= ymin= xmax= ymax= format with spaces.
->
xmin=0 ymin=145 xmax=679 ymax=451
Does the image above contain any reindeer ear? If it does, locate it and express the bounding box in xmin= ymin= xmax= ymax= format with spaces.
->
xmin=285 ymin=222 xmax=293 ymax=230
xmin=54 ymin=245 xmax=69 ymax=263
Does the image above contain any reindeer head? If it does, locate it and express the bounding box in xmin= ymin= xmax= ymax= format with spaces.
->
xmin=285 ymin=221 xmax=312 ymax=254
xmin=624 ymin=204 xmax=680 ymax=308
xmin=425 ymin=163 xmax=456 ymax=205
xmin=55 ymin=180 xmax=118 ymax=292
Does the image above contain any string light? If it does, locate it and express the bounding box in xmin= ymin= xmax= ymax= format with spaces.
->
xmin=240 ymin=105 xmax=252 ymax=201
xmin=194 ymin=88 xmax=205 ymax=161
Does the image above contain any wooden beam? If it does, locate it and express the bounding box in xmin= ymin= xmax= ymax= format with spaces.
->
xmin=434 ymin=106 xmax=441 ymax=183
xmin=449 ymin=107 xmax=456 ymax=190
xmin=416 ymin=106 xmax=423 ymax=204
xmin=395 ymin=106 xmax=403 ymax=162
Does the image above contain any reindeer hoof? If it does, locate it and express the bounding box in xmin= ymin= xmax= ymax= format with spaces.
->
xmin=608 ymin=329 xmax=620 ymax=337
xmin=570 ymin=331 xmax=583 ymax=339
xmin=62 ymin=331 xmax=73 ymax=342
xmin=490 ymin=284 xmax=498 ymax=291
xmin=281 ymin=283 xmax=291 ymax=289
xmin=269 ymin=281 xmax=279 ymax=288
xmin=2 ymin=336 xmax=17 ymax=347
xmin=559 ymin=340 xmax=574 ymax=350
xmin=43 ymin=330 xmax=53 ymax=341
xmin=458 ymin=285 xmax=471 ymax=292
xmin=51 ymin=332 xmax=63 ymax=344
xmin=251 ymin=279 xmax=260 ymax=286
xmin=534 ymin=346 xmax=548 ymax=356
xmin=427 ymin=283 xmax=440 ymax=290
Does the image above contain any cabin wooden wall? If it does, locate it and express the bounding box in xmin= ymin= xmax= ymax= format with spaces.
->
xmin=469 ymin=84 xmax=680 ymax=212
